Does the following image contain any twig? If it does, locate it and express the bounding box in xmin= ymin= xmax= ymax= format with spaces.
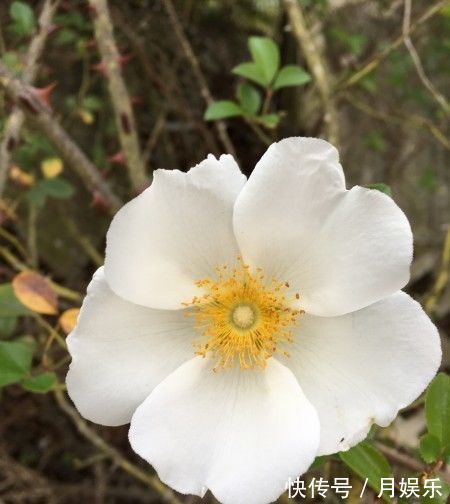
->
xmin=0 ymin=62 xmax=122 ymax=213
xmin=425 ymin=227 xmax=450 ymax=314
xmin=54 ymin=389 xmax=181 ymax=504
xmin=59 ymin=211 xmax=103 ymax=267
xmin=88 ymin=0 xmax=148 ymax=191
xmin=375 ymin=442 xmax=450 ymax=483
xmin=343 ymin=92 xmax=450 ymax=151
xmin=142 ymin=111 xmax=166 ymax=167
xmin=402 ymin=0 xmax=450 ymax=115
xmin=161 ymin=0 xmax=238 ymax=158
xmin=339 ymin=0 xmax=448 ymax=90
xmin=282 ymin=0 xmax=339 ymax=146
xmin=0 ymin=0 xmax=60 ymax=200
xmin=0 ymin=246 xmax=82 ymax=303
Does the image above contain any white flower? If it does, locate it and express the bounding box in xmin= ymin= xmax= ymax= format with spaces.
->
xmin=66 ymin=137 xmax=441 ymax=504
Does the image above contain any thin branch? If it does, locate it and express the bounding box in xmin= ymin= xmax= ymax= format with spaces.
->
xmin=0 ymin=246 xmax=83 ymax=302
xmin=375 ymin=442 xmax=450 ymax=483
xmin=425 ymin=227 xmax=450 ymax=314
xmin=343 ymin=92 xmax=450 ymax=151
xmin=54 ymin=390 xmax=181 ymax=504
xmin=0 ymin=62 xmax=122 ymax=213
xmin=161 ymin=0 xmax=238 ymax=159
xmin=282 ymin=0 xmax=339 ymax=146
xmin=339 ymin=0 xmax=448 ymax=90
xmin=403 ymin=0 xmax=450 ymax=115
xmin=0 ymin=0 xmax=60 ymax=200
xmin=88 ymin=0 xmax=148 ymax=191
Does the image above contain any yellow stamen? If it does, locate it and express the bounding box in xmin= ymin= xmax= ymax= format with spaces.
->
xmin=184 ymin=257 xmax=304 ymax=371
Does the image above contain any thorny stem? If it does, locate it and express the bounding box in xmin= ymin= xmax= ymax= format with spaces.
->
xmin=402 ymin=0 xmax=450 ymax=115
xmin=0 ymin=0 xmax=60 ymax=200
xmin=161 ymin=0 xmax=238 ymax=159
xmin=0 ymin=62 xmax=122 ymax=213
xmin=88 ymin=0 xmax=148 ymax=191
xmin=282 ymin=0 xmax=339 ymax=146
xmin=338 ymin=0 xmax=448 ymax=90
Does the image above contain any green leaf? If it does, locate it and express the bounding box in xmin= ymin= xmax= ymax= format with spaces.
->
xmin=420 ymin=433 xmax=442 ymax=464
xmin=9 ymin=1 xmax=36 ymax=36
xmin=0 ymin=317 xmax=18 ymax=338
xmin=364 ymin=131 xmax=387 ymax=153
xmin=41 ymin=177 xmax=75 ymax=198
xmin=232 ymin=62 xmax=267 ymax=87
xmin=22 ymin=372 xmax=56 ymax=393
xmin=339 ymin=441 xmax=391 ymax=501
xmin=365 ymin=183 xmax=392 ymax=197
xmin=425 ymin=373 xmax=450 ymax=451
xmin=27 ymin=178 xmax=75 ymax=206
xmin=237 ymin=83 xmax=261 ymax=115
xmin=54 ymin=28 xmax=78 ymax=46
xmin=0 ymin=283 xmax=32 ymax=317
xmin=258 ymin=113 xmax=280 ymax=129
xmin=204 ymin=101 xmax=242 ymax=121
xmin=273 ymin=65 xmax=311 ymax=90
xmin=0 ymin=340 xmax=33 ymax=387
xmin=82 ymin=95 xmax=103 ymax=111
xmin=308 ymin=455 xmax=327 ymax=471
xmin=420 ymin=476 xmax=450 ymax=503
xmin=248 ymin=37 xmax=280 ymax=85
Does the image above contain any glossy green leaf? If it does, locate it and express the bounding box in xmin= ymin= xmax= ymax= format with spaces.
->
xmin=204 ymin=101 xmax=242 ymax=121
xmin=248 ymin=37 xmax=279 ymax=85
xmin=339 ymin=441 xmax=391 ymax=501
xmin=22 ymin=372 xmax=56 ymax=393
xmin=425 ymin=373 xmax=450 ymax=451
xmin=9 ymin=1 xmax=36 ymax=36
xmin=273 ymin=65 xmax=311 ymax=90
xmin=0 ymin=340 xmax=33 ymax=387
xmin=365 ymin=183 xmax=392 ymax=197
xmin=0 ymin=283 xmax=32 ymax=317
xmin=232 ymin=62 xmax=267 ymax=87
xmin=237 ymin=83 xmax=261 ymax=115
xmin=420 ymin=433 xmax=442 ymax=463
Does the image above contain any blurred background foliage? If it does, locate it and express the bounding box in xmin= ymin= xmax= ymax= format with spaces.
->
xmin=0 ymin=0 xmax=449 ymax=502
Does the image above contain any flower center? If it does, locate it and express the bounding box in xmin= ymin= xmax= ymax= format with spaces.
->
xmin=183 ymin=257 xmax=303 ymax=372
xmin=231 ymin=303 xmax=256 ymax=329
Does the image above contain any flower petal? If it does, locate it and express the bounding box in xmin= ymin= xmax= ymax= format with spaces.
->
xmin=105 ymin=154 xmax=246 ymax=310
xmin=129 ymin=357 xmax=320 ymax=504
xmin=66 ymin=268 xmax=195 ymax=426
xmin=233 ymin=137 xmax=413 ymax=316
xmin=277 ymin=291 xmax=441 ymax=455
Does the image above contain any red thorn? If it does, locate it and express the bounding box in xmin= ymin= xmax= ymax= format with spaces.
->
xmin=118 ymin=54 xmax=133 ymax=66
xmin=107 ymin=151 xmax=126 ymax=165
xmin=85 ymin=38 xmax=97 ymax=50
xmin=130 ymin=96 xmax=144 ymax=106
xmin=46 ymin=23 xmax=60 ymax=35
xmin=91 ymin=62 xmax=107 ymax=76
xmin=90 ymin=190 xmax=109 ymax=213
xmin=30 ymin=82 xmax=57 ymax=110
xmin=87 ymin=4 xmax=98 ymax=15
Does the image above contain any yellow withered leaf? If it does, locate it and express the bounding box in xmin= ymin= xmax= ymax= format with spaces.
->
xmin=9 ymin=165 xmax=34 ymax=187
xmin=12 ymin=271 xmax=58 ymax=315
xmin=77 ymin=109 xmax=94 ymax=125
xmin=41 ymin=158 xmax=63 ymax=178
xmin=59 ymin=308 xmax=80 ymax=334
